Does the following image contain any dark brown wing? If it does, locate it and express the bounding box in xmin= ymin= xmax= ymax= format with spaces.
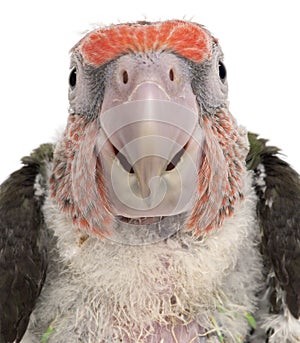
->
xmin=0 ymin=144 xmax=53 ymax=342
xmin=247 ymin=133 xmax=300 ymax=319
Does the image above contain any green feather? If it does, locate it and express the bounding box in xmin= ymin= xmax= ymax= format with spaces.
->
xmin=210 ymin=316 xmax=224 ymax=342
xmin=246 ymin=132 xmax=279 ymax=171
xmin=21 ymin=143 xmax=54 ymax=179
xmin=41 ymin=324 xmax=53 ymax=343
xmin=245 ymin=312 xmax=257 ymax=329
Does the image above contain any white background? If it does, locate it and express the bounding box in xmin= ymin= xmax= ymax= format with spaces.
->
xmin=0 ymin=0 xmax=299 ymax=183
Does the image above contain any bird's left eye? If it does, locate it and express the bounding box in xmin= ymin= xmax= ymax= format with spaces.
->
xmin=69 ymin=67 xmax=77 ymax=89
xmin=218 ymin=61 xmax=227 ymax=82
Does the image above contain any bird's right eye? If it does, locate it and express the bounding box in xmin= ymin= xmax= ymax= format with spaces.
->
xmin=69 ymin=67 xmax=77 ymax=89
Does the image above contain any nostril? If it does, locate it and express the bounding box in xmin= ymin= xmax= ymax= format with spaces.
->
xmin=169 ymin=68 xmax=175 ymax=81
xmin=122 ymin=70 xmax=129 ymax=84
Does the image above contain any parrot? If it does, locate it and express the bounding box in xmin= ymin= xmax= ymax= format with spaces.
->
xmin=0 ymin=19 xmax=300 ymax=343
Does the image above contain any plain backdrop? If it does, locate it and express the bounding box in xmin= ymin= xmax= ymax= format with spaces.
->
xmin=0 ymin=0 xmax=299 ymax=183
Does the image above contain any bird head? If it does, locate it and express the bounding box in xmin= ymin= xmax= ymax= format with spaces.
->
xmin=50 ymin=20 xmax=249 ymax=244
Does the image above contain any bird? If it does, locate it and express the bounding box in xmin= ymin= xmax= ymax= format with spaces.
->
xmin=0 ymin=19 xmax=299 ymax=343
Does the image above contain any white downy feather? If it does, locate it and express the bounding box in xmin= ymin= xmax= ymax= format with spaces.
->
xmin=21 ymin=171 xmax=265 ymax=343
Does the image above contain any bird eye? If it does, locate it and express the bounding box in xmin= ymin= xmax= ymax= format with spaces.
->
xmin=218 ymin=61 xmax=227 ymax=82
xmin=69 ymin=67 xmax=77 ymax=88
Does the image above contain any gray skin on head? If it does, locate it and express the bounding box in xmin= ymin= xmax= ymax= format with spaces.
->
xmin=69 ymin=42 xmax=227 ymax=118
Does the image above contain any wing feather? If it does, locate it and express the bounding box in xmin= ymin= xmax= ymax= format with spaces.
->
xmin=0 ymin=144 xmax=53 ymax=342
xmin=247 ymin=133 xmax=300 ymax=319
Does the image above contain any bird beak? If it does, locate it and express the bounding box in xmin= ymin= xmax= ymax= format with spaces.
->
xmin=97 ymin=78 xmax=203 ymax=219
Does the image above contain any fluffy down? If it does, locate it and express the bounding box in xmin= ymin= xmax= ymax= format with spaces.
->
xmin=21 ymin=167 xmax=262 ymax=343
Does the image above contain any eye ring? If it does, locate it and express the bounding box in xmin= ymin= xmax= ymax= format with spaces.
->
xmin=69 ymin=67 xmax=77 ymax=89
xmin=218 ymin=60 xmax=227 ymax=82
